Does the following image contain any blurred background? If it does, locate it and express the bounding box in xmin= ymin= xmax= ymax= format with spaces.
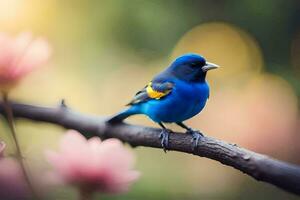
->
xmin=0 ymin=0 xmax=300 ymax=199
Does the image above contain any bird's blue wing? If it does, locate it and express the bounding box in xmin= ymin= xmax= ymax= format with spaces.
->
xmin=127 ymin=80 xmax=174 ymax=106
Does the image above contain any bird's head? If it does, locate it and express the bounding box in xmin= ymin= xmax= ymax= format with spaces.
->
xmin=168 ymin=53 xmax=219 ymax=82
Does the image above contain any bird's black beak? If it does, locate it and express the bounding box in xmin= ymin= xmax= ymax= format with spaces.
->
xmin=202 ymin=62 xmax=219 ymax=72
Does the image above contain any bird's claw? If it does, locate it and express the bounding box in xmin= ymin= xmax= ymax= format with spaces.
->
xmin=186 ymin=129 xmax=203 ymax=151
xmin=159 ymin=129 xmax=171 ymax=153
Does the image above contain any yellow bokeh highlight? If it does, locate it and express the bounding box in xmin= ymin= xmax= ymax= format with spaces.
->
xmin=171 ymin=22 xmax=264 ymax=80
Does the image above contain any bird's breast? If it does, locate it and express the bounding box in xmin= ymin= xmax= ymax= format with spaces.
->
xmin=142 ymin=81 xmax=210 ymax=123
xmin=172 ymin=81 xmax=209 ymax=112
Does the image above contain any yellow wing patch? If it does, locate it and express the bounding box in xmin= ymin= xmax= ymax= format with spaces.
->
xmin=146 ymin=82 xmax=170 ymax=99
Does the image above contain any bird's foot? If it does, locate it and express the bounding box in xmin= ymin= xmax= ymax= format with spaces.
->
xmin=186 ymin=129 xmax=203 ymax=151
xmin=159 ymin=129 xmax=172 ymax=153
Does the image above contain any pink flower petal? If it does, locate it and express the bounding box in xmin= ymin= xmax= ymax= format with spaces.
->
xmin=14 ymin=37 xmax=51 ymax=75
xmin=0 ymin=31 xmax=51 ymax=88
xmin=45 ymin=130 xmax=140 ymax=194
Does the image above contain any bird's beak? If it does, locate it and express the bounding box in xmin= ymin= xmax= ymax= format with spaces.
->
xmin=202 ymin=62 xmax=219 ymax=72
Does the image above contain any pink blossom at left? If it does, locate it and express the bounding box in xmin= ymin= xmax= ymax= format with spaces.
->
xmin=0 ymin=32 xmax=51 ymax=91
xmin=0 ymin=141 xmax=30 ymax=200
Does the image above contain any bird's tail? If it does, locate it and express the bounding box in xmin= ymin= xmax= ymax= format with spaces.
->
xmin=106 ymin=107 xmax=139 ymax=124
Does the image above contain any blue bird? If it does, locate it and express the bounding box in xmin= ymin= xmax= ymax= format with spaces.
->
xmin=108 ymin=53 xmax=219 ymax=151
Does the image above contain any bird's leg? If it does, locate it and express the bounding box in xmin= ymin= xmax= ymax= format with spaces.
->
xmin=176 ymin=122 xmax=203 ymax=151
xmin=158 ymin=122 xmax=172 ymax=153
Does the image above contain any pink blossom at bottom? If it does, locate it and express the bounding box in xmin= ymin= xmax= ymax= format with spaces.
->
xmin=46 ymin=130 xmax=140 ymax=194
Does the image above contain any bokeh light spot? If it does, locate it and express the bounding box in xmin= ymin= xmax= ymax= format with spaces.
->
xmin=171 ymin=22 xmax=264 ymax=79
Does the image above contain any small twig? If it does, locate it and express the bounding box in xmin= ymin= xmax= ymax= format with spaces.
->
xmin=1 ymin=95 xmax=38 ymax=199
xmin=60 ymin=99 xmax=67 ymax=108
xmin=0 ymin=101 xmax=299 ymax=195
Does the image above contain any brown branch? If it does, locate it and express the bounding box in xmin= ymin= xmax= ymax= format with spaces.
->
xmin=0 ymin=101 xmax=300 ymax=195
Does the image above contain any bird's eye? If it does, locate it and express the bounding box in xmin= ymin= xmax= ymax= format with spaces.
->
xmin=190 ymin=63 xmax=198 ymax=67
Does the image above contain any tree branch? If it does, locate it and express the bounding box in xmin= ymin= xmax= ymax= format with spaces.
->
xmin=0 ymin=101 xmax=299 ymax=195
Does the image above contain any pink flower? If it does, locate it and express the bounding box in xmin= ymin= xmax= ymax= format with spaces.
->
xmin=0 ymin=32 xmax=51 ymax=90
xmin=0 ymin=142 xmax=30 ymax=200
xmin=46 ymin=130 xmax=140 ymax=194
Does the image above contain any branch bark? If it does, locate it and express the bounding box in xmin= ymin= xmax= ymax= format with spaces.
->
xmin=0 ymin=101 xmax=300 ymax=195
